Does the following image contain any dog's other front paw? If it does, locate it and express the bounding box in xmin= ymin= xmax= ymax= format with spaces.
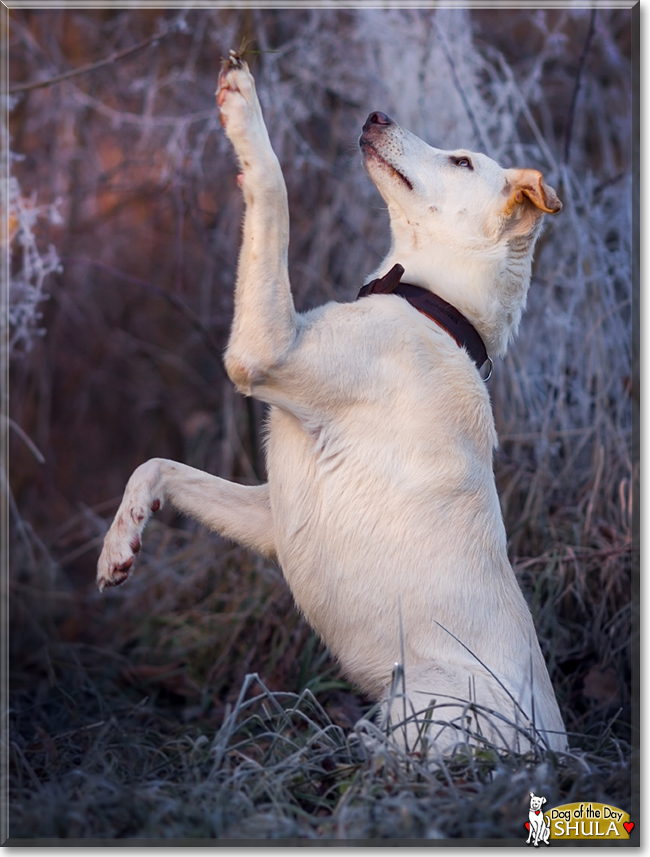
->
xmin=96 ymin=504 xmax=152 ymax=591
xmin=97 ymin=541 xmax=137 ymax=591
xmin=97 ymin=530 xmax=141 ymax=591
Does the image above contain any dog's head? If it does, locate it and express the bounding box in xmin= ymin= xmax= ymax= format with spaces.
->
xmin=359 ymin=112 xmax=561 ymax=356
xmin=529 ymin=792 xmax=547 ymax=812
xmin=359 ymin=112 xmax=560 ymax=244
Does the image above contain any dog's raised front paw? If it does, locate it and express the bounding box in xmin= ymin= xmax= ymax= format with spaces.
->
xmin=223 ymin=49 xmax=244 ymax=71
xmin=217 ymin=53 xmax=257 ymax=127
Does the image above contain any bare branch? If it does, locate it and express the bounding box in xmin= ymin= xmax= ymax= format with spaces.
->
xmin=563 ymin=8 xmax=597 ymax=165
xmin=9 ymin=26 xmax=175 ymax=96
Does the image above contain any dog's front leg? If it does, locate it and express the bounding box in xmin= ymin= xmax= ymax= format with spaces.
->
xmin=217 ymin=53 xmax=297 ymax=394
xmin=97 ymin=459 xmax=275 ymax=590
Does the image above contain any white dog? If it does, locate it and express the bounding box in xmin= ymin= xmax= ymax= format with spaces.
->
xmin=527 ymin=793 xmax=551 ymax=846
xmin=97 ymin=53 xmax=567 ymax=756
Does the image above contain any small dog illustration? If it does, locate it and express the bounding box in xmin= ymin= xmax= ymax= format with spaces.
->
xmin=526 ymin=793 xmax=551 ymax=846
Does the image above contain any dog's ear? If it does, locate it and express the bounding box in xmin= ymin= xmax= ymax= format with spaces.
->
xmin=508 ymin=169 xmax=562 ymax=214
xmin=542 ymin=797 xmax=547 ymax=805
xmin=502 ymin=169 xmax=562 ymax=237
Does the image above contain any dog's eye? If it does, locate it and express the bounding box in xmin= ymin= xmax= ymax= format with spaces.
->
xmin=451 ymin=156 xmax=473 ymax=170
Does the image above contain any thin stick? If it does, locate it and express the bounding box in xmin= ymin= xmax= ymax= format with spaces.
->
xmin=3 ymin=416 xmax=45 ymax=464
xmin=397 ymin=593 xmax=408 ymax=748
xmin=432 ymin=17 xmax=489 ymax=153
xmin=563 ymin=9 xmax=597 ymax=165
xmin=10 ymin=26 xmax=175 ymax=96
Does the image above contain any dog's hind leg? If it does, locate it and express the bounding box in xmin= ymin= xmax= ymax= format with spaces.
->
xmin=217 ymin=54 xmax=297 ymax=396
xmin=97 ymin=459 xmax=275 ymax=590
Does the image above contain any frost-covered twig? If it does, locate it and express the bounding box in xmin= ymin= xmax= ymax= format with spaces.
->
xmin=6 ymin=174 xmax=62 ymax=356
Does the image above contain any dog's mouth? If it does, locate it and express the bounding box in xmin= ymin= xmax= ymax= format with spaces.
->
xmin=359 ymin=137 xmax=413 ymax=191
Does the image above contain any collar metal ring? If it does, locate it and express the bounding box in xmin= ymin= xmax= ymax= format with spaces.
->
xmin=481 ymin=357 xmax=493 ymax=382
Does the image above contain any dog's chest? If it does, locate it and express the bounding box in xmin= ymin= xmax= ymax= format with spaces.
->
xmin=269 ymin=298 xmax=496 ymax=482
xmin=257 ymin=299 xmax=501 ymax=640
xmin=265 ymin=310 xmax=494 ymax=556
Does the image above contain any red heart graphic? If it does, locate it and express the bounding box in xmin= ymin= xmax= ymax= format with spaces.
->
xmin=524 ymin=822 xmax=530 ymax=831
xmin=535 ymin=810 xmax=541 ymax=815
xmin=624 ymin=822 xmax=634 ymax=834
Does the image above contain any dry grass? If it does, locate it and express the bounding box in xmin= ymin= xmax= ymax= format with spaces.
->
xmin=6 ymin=6 xmax=635 ymax=842
xmin=7 ymin=517 xmax=633 ymax=840
xmin=8 ymin=540 xmax=632 ymax=840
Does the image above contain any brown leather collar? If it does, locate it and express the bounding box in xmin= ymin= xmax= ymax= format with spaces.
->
xmin=357 ymin=263 xmax=492 ymax=379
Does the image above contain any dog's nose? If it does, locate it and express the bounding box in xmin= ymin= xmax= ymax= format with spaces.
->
xmin=362 ymin=112 xmax=393 ymax=132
